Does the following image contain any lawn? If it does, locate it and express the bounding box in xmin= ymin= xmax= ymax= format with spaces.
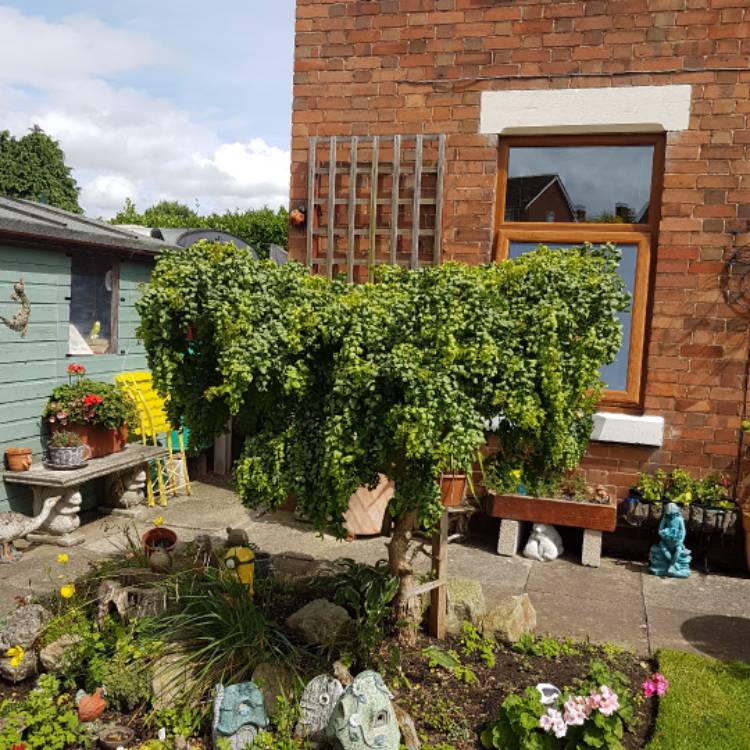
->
xmin=646 ymin=649 xmax=750 ymax=750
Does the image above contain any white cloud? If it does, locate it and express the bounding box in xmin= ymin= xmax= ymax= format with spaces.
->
xmin=0 ymin=5 xmax=290 ymax=218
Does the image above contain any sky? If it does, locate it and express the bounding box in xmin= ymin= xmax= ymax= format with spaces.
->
xmin=0 ymin=2 xmax=295 ymax=218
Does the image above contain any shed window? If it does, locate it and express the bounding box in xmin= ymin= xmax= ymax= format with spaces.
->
xmin=68 ymin=254 xmax=118 ymax=355
xmin=495 ymin=134 xmax=665 ymax=410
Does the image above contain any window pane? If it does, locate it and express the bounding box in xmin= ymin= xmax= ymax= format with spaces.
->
xmin=508 ymin=242 xmax=635 ymax=391
xmin=505 ymin=145 xmax=653 ymax=223
xmin=69 ymin=255 xmax=114 ymax=355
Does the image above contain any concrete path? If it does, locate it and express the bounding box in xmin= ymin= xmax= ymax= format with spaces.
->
xmin=2 ymin=479 xmax=749 ymax=662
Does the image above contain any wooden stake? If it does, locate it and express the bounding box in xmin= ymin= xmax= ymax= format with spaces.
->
xmin=428 ymin=509 xmax=448 ymax=639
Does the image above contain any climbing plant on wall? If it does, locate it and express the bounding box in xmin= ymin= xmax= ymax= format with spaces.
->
xmin=137 ymin=241 xmax=628 ymax=641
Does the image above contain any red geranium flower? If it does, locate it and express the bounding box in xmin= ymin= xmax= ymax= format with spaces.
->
xmin=66 ymin=363 xmax=86 ymax=375
xmin=83 ymin=394 xmax=104 ymax=407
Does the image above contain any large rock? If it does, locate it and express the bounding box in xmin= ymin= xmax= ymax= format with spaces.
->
xmin=482 ymin=594 xmax=536 ymax=644
xmin=151 ymin=652 xmax=199 ymax=710
xmin=0 ymin=604 xmax=50 ymax=649
xmin=39 ymin=634 xmax=82 ymax=672
xmin=285 ymin=599 xmax=351 ymax=646
xmin=0 ymin=648 xmax=38 ymax=682
xmin=252 ymin=661 xmax=295 ymax=717
xmin=445 ymin=579 xmax=486 ymax=636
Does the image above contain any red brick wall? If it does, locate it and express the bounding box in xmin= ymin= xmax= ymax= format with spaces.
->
xmin=289 ymin=0 xmax=750 ymax=505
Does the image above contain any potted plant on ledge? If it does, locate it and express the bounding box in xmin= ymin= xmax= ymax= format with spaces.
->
xmin=42 ymin=363 xmax=137 ymax=458
xmin=47 ymin=430 xmax=89 ymax=469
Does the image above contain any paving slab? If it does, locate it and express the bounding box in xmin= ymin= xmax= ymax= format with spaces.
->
xmin=646 ymin=605 xmax=750 ymax=662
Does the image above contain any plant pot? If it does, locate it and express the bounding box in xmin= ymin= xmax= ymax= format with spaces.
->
xmin=142 ymin=527 xmax=178 ymax=558
xmin=52 ymin=423 xmax=125 ymax=458
xmin=48 ymin=444 xmax=88 ymax=468
xmin=254 ymin=550 xmax=272 ymax=580
xmin=5 ymin=447 xmax=32 ymax=472
xmin=98 ymin=725 xmax=136 ymax=749
xmin=441 ymin=473 xmax=468 ymax=507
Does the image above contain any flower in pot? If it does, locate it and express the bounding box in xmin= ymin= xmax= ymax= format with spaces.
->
xmin=47 ymin=430 xmax=89 ymax=468
xmin=42 ymin=368 xmax=137 ymax=458
xmin=5 ymin=447 xmax=32 ymax=472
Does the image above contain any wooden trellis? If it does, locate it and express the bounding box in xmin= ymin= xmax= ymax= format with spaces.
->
xmin=306 ymin=134 xmax=446 ymax=281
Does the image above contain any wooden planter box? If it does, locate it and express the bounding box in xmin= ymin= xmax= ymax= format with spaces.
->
xmin=486 ymin=492 xmax=617 ymax=533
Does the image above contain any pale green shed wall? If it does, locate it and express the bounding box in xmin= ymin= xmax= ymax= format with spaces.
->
xmin=0 ymin=243 xmax=153 ymax=513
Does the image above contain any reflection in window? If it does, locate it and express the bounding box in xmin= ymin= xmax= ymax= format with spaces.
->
xmin=508 ymin=242 xmax=635 ymax=392
xmin=68 ymin=255 xmax=115 ymax=355
xmin=506 ymin=145 xmax=654 ymax=224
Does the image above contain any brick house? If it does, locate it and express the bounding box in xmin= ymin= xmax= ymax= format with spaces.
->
xmin=287 ymin=0 xmax=750 ymax=518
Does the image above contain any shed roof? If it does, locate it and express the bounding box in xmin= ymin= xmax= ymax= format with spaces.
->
xmin=0 ymin=196 xmax=172 ymax=256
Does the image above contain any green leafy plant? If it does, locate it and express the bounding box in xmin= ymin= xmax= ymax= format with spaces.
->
xmin=0 ymin=674 xmax=91 ymax=749
xmin=152 ymin=704 xmax=206 ymax=740
xmin=637 ymin=469 xmax=733 ymax=508
xmin=460 ymin=621 xmax=496 ymax=667
xmin=422 ymin=645 xmax=478 ymax=685
xmin=329 ymin=559 xmax=399 ymax=669
xmin=410 ymin=696 xmax=472 ymax=743
xmin=43 ymin=378 xmax=137 ymax=431
xmin=48 ymin=430 xmax=84 ymax=448
xmin=138 ymin=242 xmax=627 ymax=640
xmin=253 ymin=695 xmax=308 ymax=750
xmin=512 ymin=633 xmax=581 ymax=660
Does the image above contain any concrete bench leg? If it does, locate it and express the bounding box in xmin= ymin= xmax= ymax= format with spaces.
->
xmin=27 ymin=487 xmax=85 ymax=547
xmin=581 ymin=529 xmax=602 ymax=567
xmin=497 ymin=519 xmax=522 ymax=556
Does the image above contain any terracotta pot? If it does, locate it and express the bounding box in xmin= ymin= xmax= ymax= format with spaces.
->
xmin=743 ymin=511 xmax=750 ymax=573
xmin=52 ymin=423 xmax=125 ymax=458
xmin=142 ymin=527 xmax=178 ymax=558
xmin=5 ymin=447 xmax=32 ymax=472
xmin=441 ymin=473 xmax=468 ymax=507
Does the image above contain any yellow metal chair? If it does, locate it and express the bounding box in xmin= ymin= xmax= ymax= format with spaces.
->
xmin=115 ymin=371 xmax=192 ymax=507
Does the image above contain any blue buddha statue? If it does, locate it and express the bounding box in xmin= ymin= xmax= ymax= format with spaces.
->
xmin=649 ymin=502 xmax=691 ymax=578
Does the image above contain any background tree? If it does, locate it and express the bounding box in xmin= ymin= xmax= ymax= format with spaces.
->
xmin=137 ymin=243 xmax=628 ymax=643
xmin=0 ymin=126 xmax=82 ymax=213
xmin=112 ymin=199 xmax=288 ymax=255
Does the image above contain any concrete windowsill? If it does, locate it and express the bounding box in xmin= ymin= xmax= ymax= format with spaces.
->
xmin=591 ymin=411 xmax=664 ymax=447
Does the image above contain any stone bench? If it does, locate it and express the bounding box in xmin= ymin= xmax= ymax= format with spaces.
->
xmin=3 ymin=444 xmax=168 ymax=547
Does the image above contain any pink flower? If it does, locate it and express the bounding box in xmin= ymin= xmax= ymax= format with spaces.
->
xmin=642 ymin=679 xmax=657 ymax=698
xmin=562 ymin=696 xmax=591 ymax=726
xmin=643 ymin=672 xmax=669 ymax=697
xmin=595 ymin=685 xmax=620 ymax=717
xmin=539 ymin=708 xmax=567 ymax=738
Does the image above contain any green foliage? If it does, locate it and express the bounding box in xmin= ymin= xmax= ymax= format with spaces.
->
xmin=481 ymin=686 xmax=556 ymax=750
xmin=637 ymin=469 xmax=733 ymax=508
xmin=152 ymin=704 xmax=206 ymax=739
xmin=113 ymin=198 xmax=288 ymax=256
xmin=646 ymin=649 xmax=750 ymax=750
xmin=0 ymin=126 xmax=82 ymax=213
xmin=253 ymin=695 xmax=309 ymax=750
xmin=512 ymin=633 xmax=581 ymax=660
xmin=330 ymin=559 xmax=399 ymax=669
xmin=137 ymin=242 xmax=627 ymax=544
xmin=43 ymin=378 xmax=138 ymax=431
xmin=144 ymin=568 xmax=299 ymax=703
xmin=410 ymin=696 xmax=472 ymax=743
xmin=0 ymin=674 xmax=90 ymax=749
xmin=460 ymin=621 xmax=496 ymax=667
xmin=422 ymin=645 xmax=478 ymax=685
xmin=48 ymin=430 xmax=84 ymax=448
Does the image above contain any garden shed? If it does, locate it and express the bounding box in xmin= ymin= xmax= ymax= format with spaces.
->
xmin=0 ymin=197 xmax=171 ymax=514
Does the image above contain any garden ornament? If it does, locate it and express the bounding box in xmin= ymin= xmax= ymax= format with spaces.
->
xmin=226 ymin=526 xmax=250 ymax=546
xmin=0 ymin=494 xmax=59 ymax=563
xmin=536 ymin=683 xmax=562 ymax=706
xmin=523 ymin=524 xmax=563 ymax=562
xmin=224 ymin=541 xmax=256 ymax=596
xmin=294 ymin=674 xmax=344 ymax=742
xmin=212 ymin=681 xmax=269 ymax=750
xmin=76 ymin=687 xmax=107 ymax=722
xmin=0 ymin=278 xmax=30 ymax=337
xmin=326 ymin=670 xmax=400 ymax=750
xmin=96 ymin=579 xmax=130 ymax=626
xmin=649 ymin=502 xmax=691 ymax=578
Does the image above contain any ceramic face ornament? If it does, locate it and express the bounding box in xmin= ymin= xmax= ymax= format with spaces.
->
xmin=212 ymin=682 xmax=269 ymax=750
xmin=295 ymin=674 xmax=344 ymax=742
xmin=326 ymin=670 xmax=400 ymax=750
xmin=523 ymin=523 xmax=563 ymax=562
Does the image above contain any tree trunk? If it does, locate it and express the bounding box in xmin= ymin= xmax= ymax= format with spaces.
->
xmin=387 ymin=510 xmax=421 ymax=647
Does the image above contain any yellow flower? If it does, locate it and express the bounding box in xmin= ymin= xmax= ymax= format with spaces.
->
xmin=57 ymin=553 xmax=69 ymax=564
xmin=510 ymin=469 xmax=523 ymax=481
xmin=6 ymin=645 xmax=24 ymax=668
xmin=153 ymin=516 xmax=164 ymax=527
xmin=60 ymin=583 xmax=76 ymax=599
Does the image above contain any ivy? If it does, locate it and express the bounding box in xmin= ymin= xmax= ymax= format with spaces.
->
xmin=137 ymin=242 xmax=627 ymax=539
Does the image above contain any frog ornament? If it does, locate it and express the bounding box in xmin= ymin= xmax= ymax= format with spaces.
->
xmin=326 ymin=670 xmax=400 ymax=750
xmin=212 ymin=681 xmax=268 ymax=750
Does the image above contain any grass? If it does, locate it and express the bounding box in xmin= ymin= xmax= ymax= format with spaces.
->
xmin=646 ymin=649 xmax=750 ymax=749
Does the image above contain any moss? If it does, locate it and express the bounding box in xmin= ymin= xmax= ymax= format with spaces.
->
xmin=647 ymin=649 xmax=750 ymax=749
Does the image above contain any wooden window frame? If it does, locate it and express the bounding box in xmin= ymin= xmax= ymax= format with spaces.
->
xmin=493 ymin=133 xmax=665 ymax=411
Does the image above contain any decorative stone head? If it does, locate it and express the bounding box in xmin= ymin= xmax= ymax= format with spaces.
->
xmin=212 ymin=681 xmax=268 ymax=750
xmin=295 ymin=674 xmax=344 ymax=742
xmin=326 ymin=670 xmax=400 ymax=750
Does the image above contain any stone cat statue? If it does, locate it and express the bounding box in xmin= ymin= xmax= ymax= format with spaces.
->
xmin=523 ymin=523 xmax=563 ymax=562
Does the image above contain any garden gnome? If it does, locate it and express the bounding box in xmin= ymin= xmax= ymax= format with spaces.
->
xmin=224 ymin=527 xmax=255 ymax=596
xmin=212 ymin=682 xmax=268 ymax=750
xmin=649 ymin=502 xmax=691 ymax=578
xmin=523 ymin=523 xmax=563 ymax=562
xmin=326 ymin=670 xmax=400 ymax=750
xmin=294 ymin=674 xmax=344 ymax=742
